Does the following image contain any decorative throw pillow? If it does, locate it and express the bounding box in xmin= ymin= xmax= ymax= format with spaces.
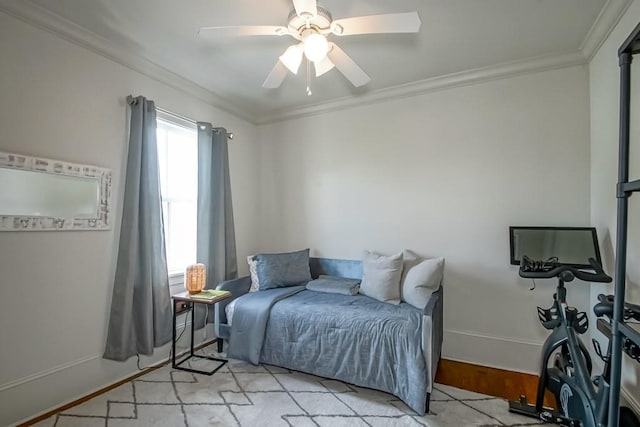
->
xmin=247 ymin=255 xmax=260 ymax=292
xmin=359 ymin=250 xmax=403 ymax=305
xmin=306 ymin=275 xmax=361 ymax=295
xmin=255 ymin=248 xmax=312 ymax=290
xmin=401 ymin=251 xmax=444 ymax=309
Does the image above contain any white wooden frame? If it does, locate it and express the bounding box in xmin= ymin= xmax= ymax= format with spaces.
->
xmin=0 ymin=151 xmax=112 ymax=231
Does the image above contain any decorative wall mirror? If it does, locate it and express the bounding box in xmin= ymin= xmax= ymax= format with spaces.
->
xmin=0 ymin=151 xmax=112 ymax=231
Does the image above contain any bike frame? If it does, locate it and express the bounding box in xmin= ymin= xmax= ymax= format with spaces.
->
xmin=535 ymin=279 xmax=610 ymax=427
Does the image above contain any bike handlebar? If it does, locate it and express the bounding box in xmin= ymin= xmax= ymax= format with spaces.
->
xmin=519 ymin=257 xmax=612 ymax=283
xmin=593 ymin=294 xmax=640 ymax=321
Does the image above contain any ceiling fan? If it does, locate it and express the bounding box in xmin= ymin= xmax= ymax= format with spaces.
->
xmin=198 ymin=0 xmax=421 ymax=90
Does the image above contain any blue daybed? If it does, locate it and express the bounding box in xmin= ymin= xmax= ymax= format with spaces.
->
xmin=214 ymin=257 xmax=443 ymax=415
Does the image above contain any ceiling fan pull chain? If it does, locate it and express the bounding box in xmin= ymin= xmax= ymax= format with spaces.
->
xmin=306 ymin=59 xmax=312 ymax=96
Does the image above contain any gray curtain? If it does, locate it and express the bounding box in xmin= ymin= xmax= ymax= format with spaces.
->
xmin=104 ymin=95 xmax=172 ymax=361
xmin=196 ymin=122 xmax=238 ymax=328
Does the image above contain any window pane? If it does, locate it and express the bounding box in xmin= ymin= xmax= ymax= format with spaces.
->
xmin=166 ymin=201 xmax=197 ymax=274
xmin=156 ymin=118 xmax=198 ymax=277
xmin=157 ymin=127 xmax=168 ymax=197
xmin=167 ymin=129 xmax=197 ymax=200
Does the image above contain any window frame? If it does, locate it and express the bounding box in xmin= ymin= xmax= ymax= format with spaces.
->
xmin=155 ymin=110 xmax=198 ymax=294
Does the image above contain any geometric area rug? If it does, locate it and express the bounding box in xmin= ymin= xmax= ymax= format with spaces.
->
xmin=31 ymin=351 xmax=551 ymax=427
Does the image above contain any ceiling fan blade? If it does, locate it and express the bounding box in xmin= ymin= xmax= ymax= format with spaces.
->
xmin=326 ymin=43 xmax=370 ymax=87
xmin=314 ymin=56 xmax=335 ymax=77
xmin=279 ymin=43 xmax=304 ymax=74
xmin=198 ymin=25 xmax=289 ymax=37
xmin=263 ymin=61 xmax=289 ymax=88
xmin=293 ymin=0 xmax=317 ymax=18
xmin=331 ymin=12 xmax=421 ymax=36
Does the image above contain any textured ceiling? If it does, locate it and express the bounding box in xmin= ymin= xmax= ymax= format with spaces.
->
xmin=27 ymin=0 xmax=607 ymax=121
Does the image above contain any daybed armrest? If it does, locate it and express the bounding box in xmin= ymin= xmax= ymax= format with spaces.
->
xmin=423 ymin=286 xmax=442 ymax=317
xmin=422 ymin=286 xmax=444 ymax=387
xmin=214 ymin=276 xmax=251 ymax=332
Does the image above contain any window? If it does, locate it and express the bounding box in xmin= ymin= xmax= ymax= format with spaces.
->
xmin=156 ymin=117 xmax=198 ymax=282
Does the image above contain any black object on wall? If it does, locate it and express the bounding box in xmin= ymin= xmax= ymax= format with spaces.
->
xmin=508 ymin=226 xmax=601 ymax=268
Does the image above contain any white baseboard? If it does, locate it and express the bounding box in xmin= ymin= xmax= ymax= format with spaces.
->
xmin=11 ymin=338 xmax=217 ymax=427
xmin=5 ymin=324 xmax=638 ymax=425
xmin=622 ymin=387 xmax=640 ymax=416
xmin=0 ymin=313 xmax=198 ymax=392
xmin=0 ymin=353 xmax=102 ymax=393
xmin=443 ymin=329 xmax=543 ymax=374
xmin=444 ymin=329 xmax=640 ymax=417
xmin=1 ymin=320 xmax=215 ymax=427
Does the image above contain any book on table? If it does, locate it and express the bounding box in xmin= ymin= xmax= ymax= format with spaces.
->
xmin=188 ymin=289 xmax=231 ymax=300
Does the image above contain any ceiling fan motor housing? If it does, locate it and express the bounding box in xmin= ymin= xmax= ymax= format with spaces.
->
xmin=287 ymin=5 xmax=332 ymax=34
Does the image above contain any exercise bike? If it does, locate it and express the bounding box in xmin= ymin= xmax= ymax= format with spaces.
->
xmin=508 ymin=256 xmax=640 ymax=426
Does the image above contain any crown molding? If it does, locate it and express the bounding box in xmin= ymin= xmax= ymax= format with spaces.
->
xmin=580 ymin=0 xmax=634 ymax=61
xmin=0 ymin=0 xmax=256 ymax=124
xmin=2 ymin=0 xmax=615 ymax=126
xmin=259 ymin=0 xmax=635 ymax=124
xmin=256 ymin=51 xmax=587 ymax=125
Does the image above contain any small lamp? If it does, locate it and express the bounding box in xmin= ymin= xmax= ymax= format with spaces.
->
xmin=185 ymin=263 xmax=206 ymax=294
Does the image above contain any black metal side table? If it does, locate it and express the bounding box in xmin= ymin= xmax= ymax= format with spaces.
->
xmin=171 ymin=291 xmax=231 ymax=375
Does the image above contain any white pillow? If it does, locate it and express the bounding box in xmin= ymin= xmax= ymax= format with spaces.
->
xmin=401 ymin=251 xmax=444 ymax=309
xmin=247 ymin=255 xmax=260 ymax=292
xmin=359 ymin=250 xmax=403 ymax=305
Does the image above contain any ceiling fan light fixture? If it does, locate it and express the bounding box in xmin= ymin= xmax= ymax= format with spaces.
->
xmin=303 ymin=32 xmax=329 ymax=62
xmin=314 ymin=55 xmax=334 ymax=76
xmin=199 ymin=2 xmax=421 ymax=90
xmin=279 ymin=43 xmax=304 ymax=74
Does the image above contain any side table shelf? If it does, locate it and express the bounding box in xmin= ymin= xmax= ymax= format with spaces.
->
xmin=171 ymin=291 xmax=232 ymax=375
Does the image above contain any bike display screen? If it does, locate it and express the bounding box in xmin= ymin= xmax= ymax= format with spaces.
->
xmin=509 ymin=226 xmax=602 ymax=269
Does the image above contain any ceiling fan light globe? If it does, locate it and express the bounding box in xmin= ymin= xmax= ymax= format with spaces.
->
xmin=303 ymin=33 xmax=329 ymax=62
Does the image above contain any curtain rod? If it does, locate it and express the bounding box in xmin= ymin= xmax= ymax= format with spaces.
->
xmin=156 ymin=106 xmax=234 ymax=140
xmin=127 ymin=97 xmax=233 ymax=140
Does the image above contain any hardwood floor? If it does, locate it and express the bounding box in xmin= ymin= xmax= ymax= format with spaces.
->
xmin=435 ymin=358 xmax=557 ymax=408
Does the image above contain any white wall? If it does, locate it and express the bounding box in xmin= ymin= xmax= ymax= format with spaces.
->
xmin=5 ymin=2 xmax=632 ymax=423
xmin=0 ymin=11 xmax=260 ymax=426
xmin=589 ymin=0 xmax=640 ymax=411
xmin=258 ymin=65 xmax=592 ymax=374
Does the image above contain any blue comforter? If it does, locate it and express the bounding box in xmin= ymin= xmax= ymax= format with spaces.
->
xmin=227 ymin=285 xmax=305 ymax=364
xmin=229 ymin=288 xmax=428 ymax=414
